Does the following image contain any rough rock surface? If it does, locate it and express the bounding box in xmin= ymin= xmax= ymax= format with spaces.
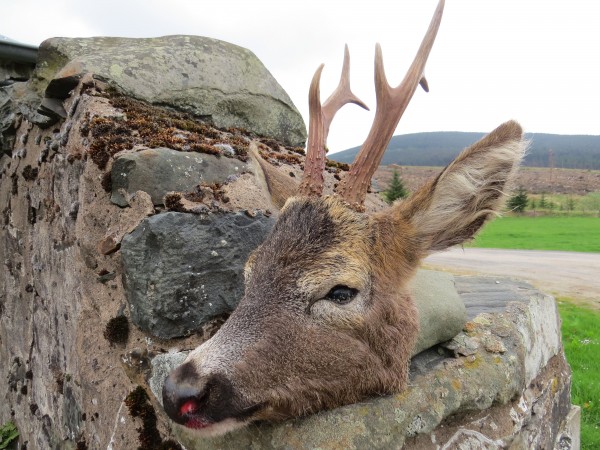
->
xmin=34 ymin=35 xmax=306 ymax=146
xmin=121 ymin=211 xmax=274 ymax=339
xmin=410 ymin=270 xmax=466 ymax=354
xmin=110 ymin=147 xmax=250 ymax=206
xmin=1 ymin=76 xmax=299 ymax=449
xmin=168 ymin=277 xmax=578 ymax=450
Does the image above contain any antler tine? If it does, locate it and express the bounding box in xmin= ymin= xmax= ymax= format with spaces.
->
xmin=299 ymin=47 xmax=369 ymax=197
xmin=337 ymin=0 xmax=445 ymax=207
xmin=322 ymin=45 xmax=370 ymax=139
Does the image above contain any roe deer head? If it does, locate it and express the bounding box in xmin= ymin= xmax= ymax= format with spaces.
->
xmin=163 ymin=0 xmax=526 ymax=436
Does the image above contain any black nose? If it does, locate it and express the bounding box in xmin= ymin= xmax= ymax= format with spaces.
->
xmin=162 ymin=363 xmax=203 ymax=424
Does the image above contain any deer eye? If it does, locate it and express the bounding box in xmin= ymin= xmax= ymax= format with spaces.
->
xmin=325 ymin=285 xmax=358 ymax=305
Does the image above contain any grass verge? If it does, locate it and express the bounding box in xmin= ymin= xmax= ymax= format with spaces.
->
xmin=558 ymin=299 xmax=600 ymax=449
xmin=471 ymin=216 xmax=600 ymax=253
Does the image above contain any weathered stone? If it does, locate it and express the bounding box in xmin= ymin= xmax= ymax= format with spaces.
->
xmin=34 ymin=35 xmax=307 ymax=145
xmin=121 ymin=211 xmax=275 ymax=339
xmin=165 ymin=278 xmax=572 ymax=450
xmin=110 ymin=148 xmax=249 ymax=207
xmin=410 ymin=270 xmax=466 ymax=355
xmin=0 ymin=93 xmax=167 ymax=449
xmin=0 ymin=85 xmax=18 ymax=154
xmin=149 ymin=352 xmax=188 ymax=407
xmin=97 ymin=233 xmax=120 ymax=255
xmin=556 ymin=406 xmax=581 ymax=450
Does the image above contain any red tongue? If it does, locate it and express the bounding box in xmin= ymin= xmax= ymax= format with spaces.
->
xmin=180 ymin=399 xmax=198 ymax=416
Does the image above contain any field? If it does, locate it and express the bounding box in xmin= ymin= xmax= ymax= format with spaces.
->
xmin=558 ymin=300 xmax=600 ymax=449
xmin=374 ymin=165 xmax=600 ymax=196
xmin=470 ymin=216 xmax=600 ymax=253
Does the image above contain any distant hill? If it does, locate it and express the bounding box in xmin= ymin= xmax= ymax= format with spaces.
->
xmin=331 ymin=132 xmax=600 ymax=169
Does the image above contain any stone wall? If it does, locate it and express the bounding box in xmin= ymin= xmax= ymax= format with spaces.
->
xmin=0 ymin=36 xmax=579 ymax=450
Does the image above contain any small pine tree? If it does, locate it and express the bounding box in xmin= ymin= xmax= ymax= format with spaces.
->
xmin=530 ymin=198 xmax=536 ymax=210
xmin=384 ymin=170 xmax=409 ymax=204
xmin=539 ymin=192 xmax=547 ymax=209
xmin=507 ymin=188 xmax=529 ymax=213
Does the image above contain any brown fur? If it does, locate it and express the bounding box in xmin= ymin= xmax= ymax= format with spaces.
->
xmin=162 ymin=121 xmax=526 ymax=435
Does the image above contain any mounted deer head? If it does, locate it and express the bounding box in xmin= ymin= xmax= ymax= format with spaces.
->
xmin=162 ymin=0 xmax=526 ymax=436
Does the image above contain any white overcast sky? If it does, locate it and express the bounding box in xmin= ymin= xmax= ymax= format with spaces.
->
xmin=2 ymin=0 xmax=599 ymax=152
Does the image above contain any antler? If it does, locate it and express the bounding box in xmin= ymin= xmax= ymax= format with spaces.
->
xmin=336 ymin=0 xmax=445 ymax=207
xmin=299 ymin=45 xmax=369 ymax=197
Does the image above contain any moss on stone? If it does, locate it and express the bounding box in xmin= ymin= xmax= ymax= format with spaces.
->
xmin=103 ymin=315 xmax=129 ymax=345
xmin=86 ymin=92 xmax=252 ymax=170
xmin=125 ymin=386 xmax=182 ymax=450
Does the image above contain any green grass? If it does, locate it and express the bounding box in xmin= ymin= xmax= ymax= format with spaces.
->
xmin=0 ymin=421 xmax=18 ymax=450
xmin=470 ymin=216 xmax=600 ymax=253
xmin=558 ymin=300 xmax=600 ymax=449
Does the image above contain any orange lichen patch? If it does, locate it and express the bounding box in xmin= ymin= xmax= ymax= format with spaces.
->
xmin=551 ymin=377 xmax=559 ymax=395
xmin=464 ymin=355 xmax=482 ymax=370
xmin=451 ymin=378 xmax=462 ymax=390
xmin=463 ymin=322 xmax=480 ymax=334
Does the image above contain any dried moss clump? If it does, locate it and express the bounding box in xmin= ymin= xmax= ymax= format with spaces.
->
xmin=286 ymin=146 xmax=306 ymax=156
xmin=125 ymin=386 xmax=182 ymax=450
xmin=86 ymin=93 xmax=250 ymax=170
xmin=164 ymin=183 xmax=228 ymax=214
xmin=326 ymin=159 xmax=350 ymax=171
xmin=258 ymin=148 xmax=301 ymax=165
xmin=163 ymin=193 xmax=188 ymax=213
xmin=22 ymin=165 xmax=39 ymax=181
xmin=103 ymin=316 xmax=129 ymax=345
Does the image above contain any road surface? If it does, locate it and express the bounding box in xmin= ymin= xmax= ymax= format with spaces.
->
xmin=424 ymin=248 xmax=600 ymax=304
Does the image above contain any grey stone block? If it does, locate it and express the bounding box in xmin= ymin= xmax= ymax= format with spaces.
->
xmin=110 ymin=148 xmax=249 ymax=206
xmin=121 ymin=211 xmax=274 ymax=339
xmin=35 ymin=35 xmax=307 ymax=146
xmin=410 ymin=270 xmax=466 ymax=355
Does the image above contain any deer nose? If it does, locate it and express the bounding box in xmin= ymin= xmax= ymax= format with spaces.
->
xmin=162 ymin=364 xmax=205 ymax=424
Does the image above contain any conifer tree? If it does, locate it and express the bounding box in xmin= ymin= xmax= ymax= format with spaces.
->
xmin=384 ymin=170 xmax=409 ymax=204
xmin=507 ymin=188 xmax=529 ymax=213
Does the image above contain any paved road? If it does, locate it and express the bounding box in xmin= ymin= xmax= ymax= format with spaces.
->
xmin=424 ymin=248 xmax=600 ymax=303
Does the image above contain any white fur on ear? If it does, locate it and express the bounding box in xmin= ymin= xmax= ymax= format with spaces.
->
xmin=406 ymin=121 xmax=528 ymax=251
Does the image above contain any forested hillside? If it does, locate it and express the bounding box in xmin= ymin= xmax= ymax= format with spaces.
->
xmin=332 ymin=132 xmax=600 ymax=169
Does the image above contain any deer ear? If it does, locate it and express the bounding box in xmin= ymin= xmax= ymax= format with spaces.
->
xmin=248 ymin=143 xmax=299 ymax=210
xmin=396 ymin=120 xmax=527 ymax=252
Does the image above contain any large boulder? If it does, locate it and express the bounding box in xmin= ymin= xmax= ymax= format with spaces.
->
xmin=34 ymin=35 xmax=306 ymax=146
